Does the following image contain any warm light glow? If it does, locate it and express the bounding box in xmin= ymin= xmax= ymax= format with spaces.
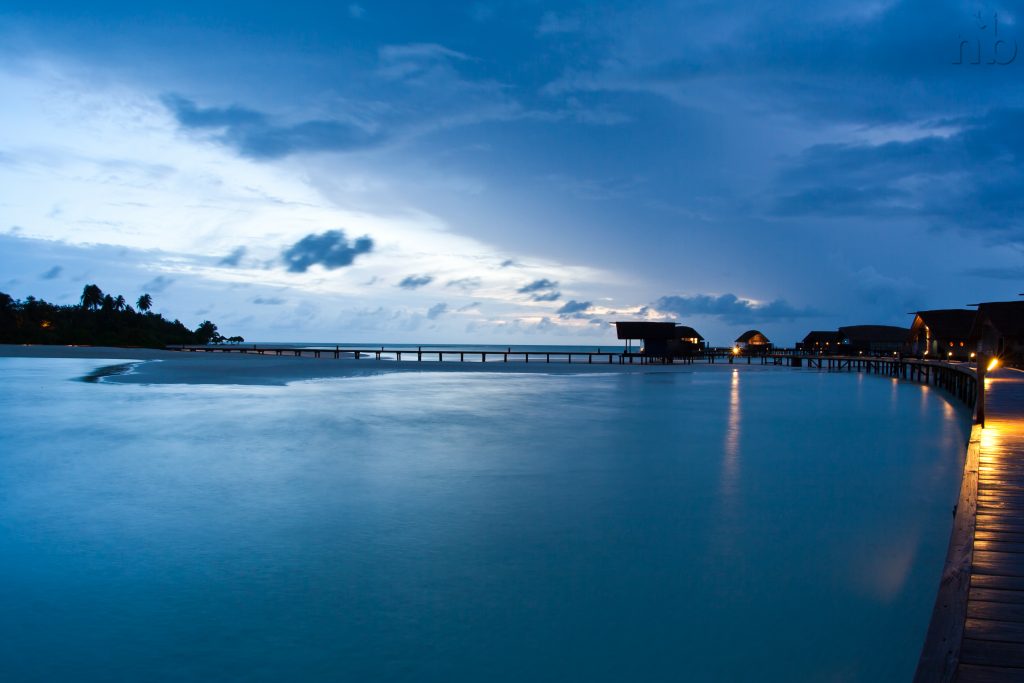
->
xmin=39 ymin=320 xmax=51 ymax=328
xmin=732 ymin=347 xmax=740 ymax=355
xmin=947 ymin=352 xmax=953 ymax=358
xmin=987 ymin=358 xmax=1000 ymax=372
xmin=970 ymin=352 xmax=976 ymax=359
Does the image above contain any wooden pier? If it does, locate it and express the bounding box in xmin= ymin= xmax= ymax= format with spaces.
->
xmin=169 ymin=344 xmax=623 ymax=364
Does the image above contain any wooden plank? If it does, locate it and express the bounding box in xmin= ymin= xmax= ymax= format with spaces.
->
xmin=964 ymin=618 xmax=1024 ymax=643
xmin=968 ymin=600 xmax=1024 ymax=622
xmin=973 ymin=539 xmax=1024 ymax=554
xmin=973 ymin=574 xmax=1024 ymax=591
xmin=915 ymin=424 xmax=982 ymax=683
xmin=977 ymin=497 xmax=1024 ymax=507
xmin=976 ymin=504 xmax=1024 ymax=516
xmin=975 ymin=517 xmax=1024 ymax=534
xmin=969 ymin=587 xmax=1024 ymax=604
xmin=960 ymin=638 xmax=1024 ymax=667
xmin=973 ymin=551 xmax=1024 ymax=576
xmin=975 ymin=530 xmax=1024 ymax=545
xmin=957 ymin=662 xmax=1024 ymax=682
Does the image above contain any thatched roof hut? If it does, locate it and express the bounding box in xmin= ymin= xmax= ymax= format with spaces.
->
xmin=735 ymin=329 xmax=770 ymax=346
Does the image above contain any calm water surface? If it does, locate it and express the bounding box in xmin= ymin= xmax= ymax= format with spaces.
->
xmin=0 ymin=358 xmax=970 ymax=682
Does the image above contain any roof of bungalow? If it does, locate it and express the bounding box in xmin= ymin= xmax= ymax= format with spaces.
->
xmin=801 ymin=330 xmax=843 ymax=345
xmin=676 ymin=325 xmax=704 ymax=341
xmin=613 ymin=321 xmax=704 ymax=341
xmin=969 ymin=301 xmax=1024 ymax=339
xmin=911 ymin=309 xmax=976 ymax=339
xmin=838 ymin=325 xmax=910 ymax=343
xmin=735 ymin=329 xmax=770 ymax=344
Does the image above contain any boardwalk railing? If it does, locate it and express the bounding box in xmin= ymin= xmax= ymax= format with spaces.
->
xmin=167 ymin=345 xmax=623 ymax=364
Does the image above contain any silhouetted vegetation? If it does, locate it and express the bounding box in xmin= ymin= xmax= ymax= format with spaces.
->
xmin=0 ymin=284 xmax=243 ymax=348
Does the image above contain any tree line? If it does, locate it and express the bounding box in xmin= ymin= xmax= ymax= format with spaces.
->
xmin=0 ymin=284 xmax=243 ymax=348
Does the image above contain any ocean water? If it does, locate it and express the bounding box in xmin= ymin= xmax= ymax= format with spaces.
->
xmin=0 ymin=358 xmax=970 ymax=682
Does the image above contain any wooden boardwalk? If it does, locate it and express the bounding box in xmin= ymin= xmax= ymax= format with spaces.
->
xmin=915 ymin=366 xmax=1024 ymax=682
xmin=957 ymin=367 xmax=1024 ymax=682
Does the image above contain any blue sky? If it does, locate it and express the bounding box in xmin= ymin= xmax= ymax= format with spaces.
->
xmin=0 ymin=1 xmax=1021 ymax=345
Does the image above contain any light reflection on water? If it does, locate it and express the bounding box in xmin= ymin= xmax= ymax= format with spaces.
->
xmin=0 ymin=358 xmax=971 ymax=682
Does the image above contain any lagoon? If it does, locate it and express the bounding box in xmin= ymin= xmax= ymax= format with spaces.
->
xmin=0 ymin=356 xmax=969 ymax=681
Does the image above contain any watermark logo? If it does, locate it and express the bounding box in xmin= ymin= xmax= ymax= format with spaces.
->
xmin=954 ymin=11 xmax=1018 ymax=64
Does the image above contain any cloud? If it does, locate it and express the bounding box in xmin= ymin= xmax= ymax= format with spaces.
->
xmin=446 ymin=276 xmax=482 ymax=291
xmin=517 ymin=278 xmax=561 ymax=302
xmin=557 ymin=299 xmax=592 ymax=315
xmin=656 ymin=293 xmax=821 ymax=324
xmin=538 ymin=12 xmax=582 ymax=35
xmin=499 ymin=259 xmax=516 ymax=268
xmin=850 ymin=266 xmax=925 ymax=310
xmin=773 ymin=108 xmax=1024 ymax=240
xmin=348 ymin=3 xmax=365 ymax=18
xmin=378 ymin=43 xmax=470 ymax=64
xmin=162 ymin=95 xmax=380 ymax=159
xmin=964 ymin=266 xmax=1024 ymax=280
xmin=517 ymin=278 xmax=558 ymax=294
xmin=281 ymin=230 xmax=373 ymax=273
xmin=427 ymin=302 xmax=448 ymax=320
xmin=398 ymin=274 xmax=433 ymax=289
xmin=218 ymin=246 xmax=247 ymax=267
xmin=376 ymin=43 xmax=472 ymax=81
xmin=141 ymin=275 xmax=174 ymax=293
xmin=252 ymin=296 xmax=286 ymax=305
xmin=40 ymin=265 xmax=62 ymax=280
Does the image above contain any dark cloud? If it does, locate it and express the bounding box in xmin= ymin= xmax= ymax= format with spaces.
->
xmin=426 ymin=302 xmax=447 ymax=319
xmin=775 ymin=108 xmax=1024 ymax=240
xmin=499 ymin=259 xmax=516 ymax=268
xmin=40 ymin=265 xmax=62 ymax=280
xmin=281 ymin=230 xmax=373 ymax=273
xmin=399 ymin=274 xmax=433 ymax=289
xmin=252 ymin=296 xmax=286 ymax=305
xmin=162 ymin=95 xmax=380 ymax=159
xmin=548 ymin=1 xmax=988 ymax=127
xmin=218 ymin=246 xmax=247 ymax=267
xmin=964 ymin=266 xmax=1024 ymax=280
xmin=656 ymin=293 xmax=821 ymax=324
xmin=141 ymin=275 xmax=174 ymax=293
xmin=557 ymin=299 xmax=592 ymax=316
xmin=516 ymin=278 xmax=561 ymax=301
xmin=517 ymin=278 xmax=558 ymax=294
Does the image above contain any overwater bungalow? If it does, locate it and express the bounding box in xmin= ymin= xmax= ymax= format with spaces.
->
xmin=838 ymin=325 xmax=909 ymax=355
xmin=969 ymin=300 xmax=1024 ymax=365
xmin=907 ymin=309 xmax=976 ymax=360
xmin=614 ymin=321 xmax=705 ymax=357
xmin=734 ymin=329 xmax=771 ymax=354
xmin=798 ymin=330 xmax=843 ymax=353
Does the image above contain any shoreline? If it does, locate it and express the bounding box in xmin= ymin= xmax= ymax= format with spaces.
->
xmin=1 ymin=344 xmax=738 ymax=386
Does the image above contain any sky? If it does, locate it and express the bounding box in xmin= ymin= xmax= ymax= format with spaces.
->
xmin=1 ymin=1 xmax=1022 ymax=346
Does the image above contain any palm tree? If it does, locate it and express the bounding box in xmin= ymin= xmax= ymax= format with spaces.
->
xmin=113 ymin=295 xmax=126 ymax=311
xmin=101 ymin=294 xmax=114 ymax=312
xmin=80 ymin=284 xmax=103 ymax=310
xmin=136 ymin=293 xmax=153 ymax=312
